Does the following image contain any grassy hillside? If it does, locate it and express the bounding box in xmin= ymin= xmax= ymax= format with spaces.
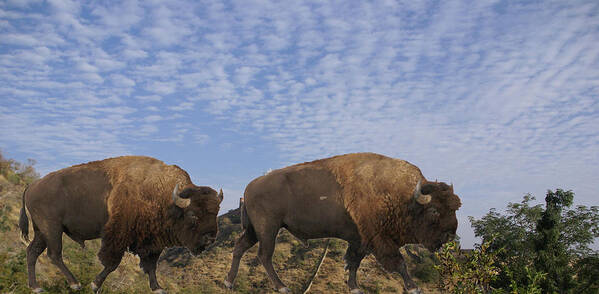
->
xmin=0 ymin=168 xmax=442 ymax=293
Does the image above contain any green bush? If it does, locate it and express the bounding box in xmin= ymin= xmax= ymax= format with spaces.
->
xmin=413 ymin=260 xmax=439 ymax=283
xmin=435 ymin=238 xmax=500 ymax=294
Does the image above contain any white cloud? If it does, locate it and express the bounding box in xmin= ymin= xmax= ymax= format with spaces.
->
xmin=0 ymin=33 xmax=39 ymax=46
xmin=76 ymin=61 xmax=98 ymax=72
xmin=95 ymin=58 xmax=125 ymax=72
xmin=90 ymin=0 xmax=143 ymax=29
xmin=234 ymin=66 xmax=258 ymax=86
xmin=142 ymin=3 xmax=193 ymax=47
xmin=110 ymin=74 xmax=136 ymax=88
xmin=143 ymin=115 xmax=163 ymax=122
xmin=122 ymin=48 xmax=148 ymax=59
xmin=4 ymin=0 xmax=42 ymax=8
xmin=169 ymin=102 xmax=194 ymax=111
xmin=139 ymin=124 xmax=159 ymax=135
xmin=80 ymin=72 xmax=104 ymax=83
xmin=146 ymin=81 xmax=176 ymax=95
xmin=135 ymin=95 xmax=162 ymax=102
xmin=194 ymin=133 xmax=209 ymax=144
xmin=262 ymin=34 xmax=288 ymax=51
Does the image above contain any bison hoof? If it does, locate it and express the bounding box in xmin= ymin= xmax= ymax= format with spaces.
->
xmin=407 ymin=288 xmax=423 ymax=294
xmin=69 ymin=283 xmax=82 ymax=290
xmin=224 ymin=280 xmax=233 ymax=289
xmin=152 ymin=289 xmax=167 ymax=294
xmin=278 ymin=287 xmax=291 ymax=293
xmin=350 ymin=288 xmax=364 ymax=294
xmin=90 ymin=282 xmax=99 ymax=293
xmin=32 ymin=288 xmax=44 ymax=293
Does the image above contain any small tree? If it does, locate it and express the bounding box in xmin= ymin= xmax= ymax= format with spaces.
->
xmin=0 ymin=150 xmax=39 ymax=185
xmin=470 ymin=189 xmax=599 ymax=292
xmin=534 ymin=189 xmax=576 ymax=292
xmin=469 ymin=194 xmax=542 ymax=288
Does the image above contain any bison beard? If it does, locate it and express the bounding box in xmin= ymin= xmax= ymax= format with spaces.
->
xmin=225 ymin=152 xmax=461 ymax=294
xmin=19 ymin=156 xmax=222 ymax=294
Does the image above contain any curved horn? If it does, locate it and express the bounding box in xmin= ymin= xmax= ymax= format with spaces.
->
xmin=218 ymin=188 xmax=223 ymax=203
xmin=413 ymin=180 xmax=431 ymax=205
xmin=172 ymin=183 xmax=191 ymax=208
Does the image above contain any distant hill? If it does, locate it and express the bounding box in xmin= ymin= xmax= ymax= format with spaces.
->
xmin=0 ymin=155 xmax=443 ymax=293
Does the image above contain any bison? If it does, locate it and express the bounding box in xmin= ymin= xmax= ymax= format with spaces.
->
xmin=225 ymin=153 xmax=461 ymax=294
xmin=19 ymin=156 xmax=223 ymax=293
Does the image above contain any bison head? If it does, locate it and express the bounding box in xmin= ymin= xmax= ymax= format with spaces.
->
xmin=410 ymin=180 xmax=461 ymax=251
xmin=170 ymin=184 xmax=223 ymax=255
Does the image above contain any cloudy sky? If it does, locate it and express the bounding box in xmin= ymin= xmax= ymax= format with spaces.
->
xmin=1 ymin=0 xmax=598 ymax=248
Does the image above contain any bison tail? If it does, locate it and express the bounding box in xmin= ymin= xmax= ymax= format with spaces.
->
xmin=240 ymin=200 xmax=250 ymax=230
xmin=240 ymin=200 xmax=257 ymax=240
xmin=19 ymin=186 xmax=30 ymax=245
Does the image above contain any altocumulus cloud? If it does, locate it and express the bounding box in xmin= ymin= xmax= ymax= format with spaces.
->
xmin=1 ymin=0 xmax=598 ymax=247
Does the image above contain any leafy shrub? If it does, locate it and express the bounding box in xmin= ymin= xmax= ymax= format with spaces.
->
xmin=413 ymin=259 xmax=439 ymax=283
xmin=435 ymin=238 xmax=500 ymax=294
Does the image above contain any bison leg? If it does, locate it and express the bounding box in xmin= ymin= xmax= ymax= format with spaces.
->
xmin=92 ymin=242 xmax=124 ymax=293
xmin=225 ymin=228 xmax=258 ymax=288
xmin=256 ymin=226 xmax=290 ymax=293
xmin=26 ymin=232 xmax=47 ymax=292
xmin=344 ymin=241 xmax=367 ymax=294
xmin=139 ymin=252 xmax=164 ymax=293
xmin=396 ymin=253 xmax=420 ymax=292
xmin=45 ymin=227 xmax=80 ymax=289
xmin=377 ymin=253 xmax=419 ymax=293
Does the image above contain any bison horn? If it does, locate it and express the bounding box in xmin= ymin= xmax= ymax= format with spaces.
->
xmin=172 ymin=184 xmax=191 ymax=208
xmin=218 ymin=188 xmax=223 ymax=203
xmin=413 ymin=180 xmax=432 ymax=205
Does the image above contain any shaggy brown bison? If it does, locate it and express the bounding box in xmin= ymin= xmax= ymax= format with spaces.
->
xmin=19 ymin=156 xmax=223 ymax=293
xmin=225 ymin=153 xmax=461 ymax=294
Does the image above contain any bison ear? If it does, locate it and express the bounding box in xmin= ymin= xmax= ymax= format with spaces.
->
xmin=168 ymin=204 xmax=184 ymax=219
xmin=218 ymin=188 xmax=223 ymax=204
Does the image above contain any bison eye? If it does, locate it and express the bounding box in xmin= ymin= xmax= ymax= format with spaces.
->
xmin=427 ymin=207 xmax=440 ymax=220
xmin=185 ymin=211 xmax=198 ymax=221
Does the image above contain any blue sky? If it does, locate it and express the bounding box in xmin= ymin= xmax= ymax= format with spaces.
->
xmin=1 ymin=0 xmax=598 ymax=248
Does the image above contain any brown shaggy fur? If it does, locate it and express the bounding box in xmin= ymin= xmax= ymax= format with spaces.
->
xmin=85 ymin=156 xmax=194 ymax=253
xmin=303 ymin=153 xmax=458 ymax=262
